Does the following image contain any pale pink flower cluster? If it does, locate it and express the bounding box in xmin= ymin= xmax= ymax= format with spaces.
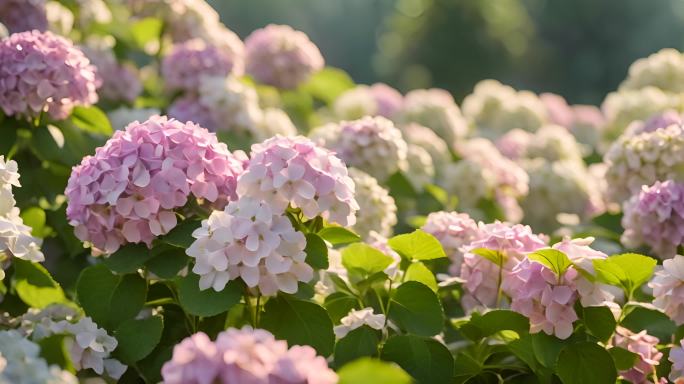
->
xmin=347 ymin=168 xmax=396 ymax=240
xmin=187 ymin=197 xmax=311 ymax=295
xmin=649 ymin=255 xmax=684 ymax=325
xmin=238 ymin=135 xmax=358 ymax=227
xmin=400 ymin=123 xmax=451 ymax=175
xmin=82 ymin=41 xmax=141 ymax=103
xmin=539 ymin=93 xmax=605 ymax=149
xmin=310 ymin=116 xmax=408 ymax=182
xmin=244 ymin=24 xmax=324 ymax=89
xmin=622 ymin=180 xmax=684 ymax=259
xmin=612 ymin=327 xmax=663 ymax=384
xmin=670 ymin=339 xmax=684 ymax=383
xmin=333 ymin=83 xmax=403 ymax=120
xmin=422 ymin=211 xmax=482 ymax=276
xmin=65 ymin=116 xmax=245 ymax=254
xmin=601 ymin=86 xmax=678 ymax=140
xmin=0 ymin=0 xmax=47 ymax=34
xmin=161 ymin=328 xmax=337 ymax=384
xmin=0 ymin=30 xmax=99 ymax=120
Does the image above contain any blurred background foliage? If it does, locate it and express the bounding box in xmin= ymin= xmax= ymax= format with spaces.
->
xmin=211 ymin=0 xmax=684 ymax=104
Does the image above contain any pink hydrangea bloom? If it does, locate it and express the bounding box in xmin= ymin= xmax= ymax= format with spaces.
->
xmin=162 ymin=328 xmax=337 ymax=384
xmin=65 ymin=116 xmax=245 ymax=254
xmin=398 ymin=88 xmax=468 ymax=148
xmin=621 ymin=180 xmax=684 ymax=259
xmin=237 ymin=135 xmax=358 ymax=227
xmin=495 ymin=129 xmax=533 ymax=160
xmin=459 ymin=221 xmax=547 ymax=312
xmin=370 ymin=83 xmax=403 ymax=118
xmin=244 ymin=24 xmax=324 ymax=89
xmin=168 ymin=95 xmax=217 ymax=130
xmin=613 ymin=327 xmax=662 ymax=384
xmin=626 ymin=110 xmax=682 ymax=136
xmin=649 ymin=255 xmax=684 ymax=325
xmin=669 ymin=339 xmax=684 ymax=383
xmin=162 ymin=38 xmax=244 ymax=92
xmin=504 ymin=258 xmax=579 ymax=339
xmin=421 ymin=211 xmax=482 ymax=276
xmin=82 ymin=44 xmax=141 ymax=103
xmin=0 ymin=30 xmax=99 ymax=120
xmin=0 ymin=0 xmax=47 ymax=34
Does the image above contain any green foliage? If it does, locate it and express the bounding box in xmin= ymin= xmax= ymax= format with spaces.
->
xmin=305 ymin=233 xmax=329 ymax=269
xmin=527 ymin=249 xmax=572 ymax=276
xmin=334 ymin=326 xmax=380 ymax=367
xmin=317 ymin=226 xmax=361 ymax=245
xmin=113 ymin=316 xmax=164 ymax=365
xmin=176 ymin=274 xmax=242 ymax=317
xmin=582 ymin=306 xmax=616 ymax=343
xmin=103 ymin=243 xmax=153 ymax=274
xmin=70 ymin=106 xmax=113 ymax=135
xmin=404 ymin=262 xmax=438 ymax=291
xmin=388 ymin=281 xmax=443 ymax=336
xmin=300 ymin=67 xmax=355 ymax=105
xmin=592 ymin=253 xmax=656 ymax=298
xmin=324 ymin=291 xmax=360 ymax=323
xmin=160 ymin=219 xmax=201 ymax=248
xmin=337 ymin=358 xmax=413 ymax=384
xmin=457 ymin=310 xmax=530 ymax=340
xmin=388 ymin=230 xmax=446 ymax=261
xmin=381 ymin=334 xmax=454 ymax=384
xmin=556 ymin=342 xmax=617 ymax=384
xmin=341 ymin=243 xmax=394 ymax=278
xmin=12 ymin=259 xmax=68 ymax=309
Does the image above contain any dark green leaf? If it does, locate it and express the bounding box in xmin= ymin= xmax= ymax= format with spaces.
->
xmin=334 ymin=326 xmax=379 ymax=367
xmin=113 ymin=316 xmax=164 ymax=365
xmin=608 ymin=347 xmax=639 ymax=371
xmin=388 ymin=230 xmax=446 ymax=261
xmin=582 ymin=306 xmax=617 ymax=343
xmin=145 ymin=249 xmax=189 ymax=279
xmin=532 ymin=332 xmax=565 ymax=369
xmin=317 ymin=226 xmax=361 ymax=245
xmin=103 ymin=243 xmax=153 ymax=274
xmin=13 ymin=259 xmax=68 ymax=308
xmin=305 ymin=233 xmax=328 ymax=269
xmin=176 ymin=274 xmax=242 ymax=317
xmin=621 ymin=305 xmax=677 ymax=341
xmin=388 ymin=281 xmax=443 ymax=336
xmin=556 ymin=342 xmax=617 ymax=384
xmin=160 ymin=219 xmax=200 ymax=248
xmin=38 ymin=335 xmax=75 ymax=372
xmin=324 ymin=291 xmax=360 ymax=323
xmin=337 ymin=357 xmax=412 ymax=384
xmin=381 ymin=334 xmax=454 ymax=384
xmin=458 ymin=310 xmax=530 ymax=340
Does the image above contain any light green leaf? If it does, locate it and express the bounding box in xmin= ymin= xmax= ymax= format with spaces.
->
xmin=388 ymin=230 xmax=445 ymax=261
xmin=131 ymin=18 xmax=163 ymax=49
xmin=13 ymin=259 xmax=68 ymax=308
xmin=381 ymin=334 xmax=454 ymax=384
xmin=528 ymin=249 xmax=572 ymax=276
xmin=300 ymin=67 xmax=355 ymax=105
xmin=176 ymin=274 xmax=242 ymax=317
xmin=337 ymin=358 xmax=412 ymax=384
xmin=317 ymin=227 xmax=361 ymax=246
xmin=593 ymin=253 xmax=656 ymax=298
xmin=404 ymin=262 xmax=438 ymax=292
xmin=556 ymin=342 xmax=617 ymax=384
xmin=20 ymin=207 xmax=47 ymax=238
xmin=388 ymin=281 xmax=443 ymax=336
xmin=113 ymin=316 xmax=164 ymax=365
xmin=70 ymin=106 xmax=112 ymax=135
xmin=470 ymin=248 xmax=505 ymax=266
xmin=341 ymin=243 xmax=393 ymax=277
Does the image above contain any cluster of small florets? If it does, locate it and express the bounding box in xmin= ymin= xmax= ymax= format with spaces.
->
xmin=128 ymin=0 xmax=224 ymax=43
xmin=252 ymin=108 xmax=298 ymax=141
xmin=395 ymin=88 xmax=468 ymax=148
xmin=670 ymin=340 xmax=684 ymax=383
xmin=333 ymin=307 xmax=386 ymax=338
xmin=539 ymin=93 xmax=605 ymax=150
xmin=0 ymin=30 xmax=100 ymax=120
xmin=603 ymin=124 xmax=684 ymax=203
xmin=620 ymin=48 xmax=684 ymax=93
xmin=161 ymin=328 xmax=337 ymax=384
xmin=521 ymin=125 xmax=586 ymax=163
xmin=649 ymin=255 xmax=684 ymax=325
xmin=65 ymin=116 xmax=245 ymax=254
xmin=81 ymin=38 xmax=141 ymax=103
xmin=404 ymin=144 xmax=435 ymax=191
xmin=244 ymin=24 xmax=324 ymax=89
xmin=347 ymin=168 xmax=397 ymax=240
xmin=400 ymin=123 xmax=451 ymax=176
xmin=0 ymin=330 xmax=77 ymax=384
xmin=624 ymin=109 xmax=682 ymax=137
xmin=421 ymin=211 xmax=482 ymax=275
xmin=333 ymin=83 xmax=403 ymax=120
xmin=310 ymin=116 xmax=408 ymax=182
xmin=601 ymin=86 xmax=679 ymax=139
xmin=0 ymin=0 xmax=47 ymax=34
xmin=462 ymin=79 xmax=548 ymax=140
xmin=612 ymin=327 xmax=663 ymax=384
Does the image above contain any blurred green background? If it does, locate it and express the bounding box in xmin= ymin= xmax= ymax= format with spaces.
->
xmin=210 ymin=0 xmax=684 ymax=105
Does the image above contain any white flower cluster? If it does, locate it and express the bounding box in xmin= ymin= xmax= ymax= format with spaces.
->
xmin=187 ymin=197 xmax=312 ymax=295
xmin=333 ymin=308 xmax=386 ymax=338
xmin=252 ymin=108 xmax=297 ymax=142
xmin=347 ymin=168 xmax=397 ymax=240
xmin=0 ymin=330 xmax=77 ymax=384
xmin=620 ymin=48 xmax=684 ymax=94
xmin=601 ymin=86 xmax=680 ymax=139
xmin=462 ymin=79 xmax=548 ymax=139
xmin=20 ymin=305 xmax=126 ymax=379
xmin=400 ymin=123 xmax=451 ymax=176
xmin=522 ymin=125 xmax=586 ymax=163
xmin=198 ymin=75 xmax=262 ymax=134
xmin=405 ymin=144 xmax=435 ymax=192
xmin=603 ymin=124 xmax=684 ymax=203
xmin=0 ymin=157 xmax=44 ymax=281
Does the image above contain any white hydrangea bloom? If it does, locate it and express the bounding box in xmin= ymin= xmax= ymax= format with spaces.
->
xmin=75 ymin=0 xmax=112 ymax=27
xmin=0 ymin=330 xmax=77 ymax=384
xmin=333 ymin=85 xmax=379 ymax=120
xmin=400 ymin=123 xmax=451 ymax=176
xmin=187 ymin=197 xmax=313 ymax=295
xmin=198 ymin=75 xmax=263 ymax=134
xmin=620 ymin=48 xmax=684 ymax=93
xmin=252 ymin=108 xmax=297 ymax=141
xmin=107 ymin=107 xmax=161 ymax=131
xmin=46 ymin=1 xmax=74 ymax=36
xmin=601 ymin=86 xmax=679 ymax=139
xmin=523 ymin=125 xmax=586 ymax=163
xmin=347 ymin=168 xmax=397 ymax=240
xmin=333 ymin=308 xmax=386 ymax=338
xmin=404 ymin=144 xmax=435 ymax=192
xmin=462 ymin=79 xmax=548 ymax=140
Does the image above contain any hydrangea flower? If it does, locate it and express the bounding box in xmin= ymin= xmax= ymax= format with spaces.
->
xmin=405 ymin=144 xmax=435 ymax=192
xmin=347 ymin=168 xmax=396 ymax=240
xmin=496 ymin=128 xmax=533 ymax=160
xmin=162 ymin=38 xmax=244 ymax=92
xmin=0 ymin=0 xmax=47 ymax=34
xmin=649 ymin=255 xmax=684 ymax=324
xmin=625 ymin=109 xmax=682 ymax=137
xmin=334 ymin=308 xmax=386 ymax=338
xmin=422 ymin=211 xmax=482 ymax=276
xmin=396 ymin=88 xmax=468 ymax=148
xmin=522 ymin=125 xmax=585 ymax=163
xmin=161 ymin=327 xmax=337 ymax=384
xmin=237 ymin=135 xmax=358 ymax=226
xmin=82 ymin=38 xmax=141 ymax=103
xmin=128 ymin=0 xmax=224 ymax=44
xmin=0 ymin=30 xmax=99 ymax=120
xmin=252 ymin=108 xmax=298 ymax=142
xmin=244 ymin=24 xmax=324 ymax=89
xmin=540 ymin=92 xmax=605 ymax=150
xmin=400 ymin=123 xmax=451 ymax=176
xmin=65 ymin=116 xmax=245 ymax=254
xmin=333 ymin=83 xmax=403 ymax=120
xmin=670 ymin=339 xmax=684 ymax=383
xmin=620 ymin=48 xmax=684 ymax=93
xmin=0 ymin=330 xmax=77 ymax=384
xmin=310 ymin=116 xmax=408 ymax=182
xmin=604 ymin=124 xmax=684 ymax=203
xmin=612 ymin=327 xmax=662 ymax=384
xmin=186 ymin=197 xmax=312 ymax=295
xmin=622 ymin=180 xmax=684 ymax=258
xmin=601 ymin=86 xmax=678 ymax=139
xmin=462 ymin=79 xmax=547 ymax=140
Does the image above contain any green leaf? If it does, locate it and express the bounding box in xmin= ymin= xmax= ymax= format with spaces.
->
xmin=300 ymin=67 xmax=355 ymax=105
xmin=76 ymin=264 xmax=147 ymax=330
xmin=388 ymin=281 xmax=444 ymax=336
xmin=470 ymin=248 xmax=505 ymax=266
xmin=458 ymin=310 xmax=530 ymax=340
xmin=532 ymin=332 xmax=565 ymax=369
xmin=621 ymin=305 xmax=677 ymax=341
xmin=381 ymin=335 xmax=453 ymax=384
xmin=131 ymin=18 xmax=163 ymax=49
xmin=404 ymin=262 xmax=438 ymax=292
xmin=317 ymin=226 xmax=361 ymax=246
xmin=387 ymin=230 xmax=445 ymax=261
xmin=113 ymin=316 xmax=164 ymax=365
xmin=556 ymin=342 xmax=617 ymax=384
xmin=337 ymin=358 xmax=412 ymax=384
xmin=176 ymin=274 xmax=242 ymax=317
xmin=145 ymin=249 xmax=189 ymax=279
xmin=38 ymin=335 xmax=74 ymax=372
xmin=324 ymin=291 xmax=360 ymax=323
xmin=103 ymin=243 xmax=153 ymax=274
xmin=593 ymin=253 xmax=656 ymax=297
xmin=31 ymin=123 xmax=104 ymax=166
xmin=20 ymin=207 xmax=47 ymax=238
xmin=582 ymin=306 xmax=617 ymax=343
xmin=334 ymin=326 xmax=379 ymax=367
xmin=12 ymin=259 xmax=67 ymax=308
xmin=608 ymin=347 xmax=639 ymax=371
xmin=527 ymin=249 xmax=572 ymax=276
xmin=341 ymin=243 xmax=393 ymax=277
xmin=70 ymin=106 xmax=112 ymax=135
xmin=160 ymin=219 xmax=200 ymax=248
xmin=305 ymin=233 xmax=328 ymax=269
xmin=261 ymin=296 xmax=335 ymax=356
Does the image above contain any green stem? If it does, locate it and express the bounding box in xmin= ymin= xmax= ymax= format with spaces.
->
xmin=255 ymin=294 xmax=262 ymax=328
xmin=144 ymin=297 xmax=175 ymax=306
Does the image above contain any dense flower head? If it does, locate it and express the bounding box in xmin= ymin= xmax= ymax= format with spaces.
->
xmin=253 ymin=108 xmax=298 ymax=141
xmin=601 ymin=86 xmax=679 ymax=139
xmin=462 ymin=79 xmax=548 ymax=140
xmin=237 ymin=135 xmax=358 ymax=226
xmin=162 ymin=38 xmax=244 ymax=92
xmin=495 ymin=128 xmax=533 ymax=160
xmin=128 ymin=0 xmax=222 ymax=43
xmin=0 ymin=30 xmax=99 ymax=120
xmin=540 ymin=93 xmax=605 ymax=150
xmin=0 ymin=0 xmax=47 ymax=34
xmin=625 ymin=109 xmax=682 ymax=137
xmin=400 ymin=123 xmax=451 ymax=175
xmin=603 ymin=124 xmax=684 ymax=203
xmin=82 ymin=38 xmax=141 ymax=103
xmin=65 ymin=115 xmax=245 ymax=254
xmin=186 ymin=197 xmax=312 ymax=295
xmin=310 ymin=116 xmax=408 ymax=182
xmin=0 ymin=330 xmax=77 ymax=384
xmin=649 ymin=255 xmax=684 ymax=324
xmin=670 ymin=339 xmax=684 ymax=383
xmin=404 ymin=144 xmax=435 ymax=191
xmin=334 ymin=308 xmax=386 ymax=338
xmin=620 ymin=48 xmax=684 ymax=93
xmin=396 ymin=88 xmax=468 ymax=148
xmin=523 ymin=125 xmax=586 ymax=163
xmin=333 ymin=83 xmax=403 ymax=120
xmin=612 ymin=327 xmax=663 ymax=384
xmin=244 ymin=24 xmax=324 ymax=89
xmin=622 ymin=180 xmax=684 ymax=258
xmin=422 ymin=211 xmax=482 ymax=276
xmin=161 ymin=327 xmax=337 ymax=384
xmin=347 ymin=168 xmax=397 ymax=240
